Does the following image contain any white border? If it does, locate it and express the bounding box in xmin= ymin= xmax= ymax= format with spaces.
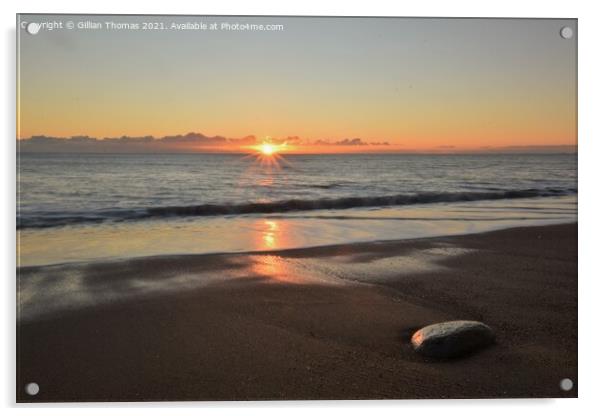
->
xmin=2 ymin=0 xmax=601 ymax=414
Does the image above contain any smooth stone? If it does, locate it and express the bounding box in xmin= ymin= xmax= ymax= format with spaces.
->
xmin=411 ymin=320 xmax=495 ymax=358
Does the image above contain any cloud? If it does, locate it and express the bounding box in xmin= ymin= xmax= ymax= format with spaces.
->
xmin=312 ymin=138 xmax=389 ymax=146
xmin=19 ymin=132 xmax=390 ymax=153
xmin=19 ymin=132 xmax=257 ymax=153
xmin=160 ymin=132 xmax=228 ymax=144
xmin=232 ymin=135 xmax=257 ymax=145
xmin=105 ymin=135 xmax=154 ymax=143
xmin=18 ymin=134 xmax=576 ymax=154
xmin=479 ymin=145 xmax=577 ymax=153
xmin=336 ymin=138 xmax=365 ymax=146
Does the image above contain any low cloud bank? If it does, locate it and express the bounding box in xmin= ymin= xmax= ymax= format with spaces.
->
xmin=18 ymin=132 xmax=390 ymax=153
xmin=18 ymin=133 xmax=575 ymax=154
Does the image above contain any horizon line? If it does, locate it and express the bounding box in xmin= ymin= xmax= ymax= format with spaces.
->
xmin=17 ymin=133 xmax=577 ymax=154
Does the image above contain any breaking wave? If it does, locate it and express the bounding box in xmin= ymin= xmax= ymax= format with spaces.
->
xmin=18 ymin=187 xmax=576 ymax=229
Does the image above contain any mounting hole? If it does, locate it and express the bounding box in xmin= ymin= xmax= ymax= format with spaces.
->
xmin=559 ymin=378 xmax=573 ymax=391
xmin=25 ymin=382 xmax=39 ymax=396
xmin=26 ymin=22 xmax=41 ymax=35
xmin=560 ymin=26 xmax=573 ymax=39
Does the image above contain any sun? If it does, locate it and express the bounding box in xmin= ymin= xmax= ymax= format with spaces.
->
xmin=260 ymin=143 xmax=276 ymax=156
xmin=241 ymin=140 xmax=293 ymax=172
xmin=248 ymin=139 xmax=289 ymax=157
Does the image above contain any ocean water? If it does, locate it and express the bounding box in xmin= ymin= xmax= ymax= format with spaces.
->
xmin=17 ymin=153 xmax=577 ymax=266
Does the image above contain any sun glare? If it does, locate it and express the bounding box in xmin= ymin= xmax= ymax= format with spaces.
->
xmin=260 ymin=143 xmax=276 ymax=156
xmin=241 ymin=140 xmax=292 ymax=172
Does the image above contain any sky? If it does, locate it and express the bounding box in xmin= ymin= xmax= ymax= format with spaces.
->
xmin=17 ymin=15 xmax=577 ymax=152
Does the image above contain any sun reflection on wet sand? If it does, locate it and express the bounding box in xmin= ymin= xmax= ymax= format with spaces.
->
xmin=18 ymin=225 xmax=489 ymax=321
xmin=249 ymin=254 xmax=322 ymax=285
xmin=249 ymin=219 xmax=308 ymax=283
xmin=262 ymin=220 xmax=279 ymax=249
xmin=253 ymin=218 xmax=294 ymax=252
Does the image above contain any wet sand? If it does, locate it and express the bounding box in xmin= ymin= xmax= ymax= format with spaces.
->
xmin=17 ymin=223 xmax=577 ymax=402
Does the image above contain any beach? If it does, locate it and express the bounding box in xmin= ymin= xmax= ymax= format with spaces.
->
xmin=17 ymin=223 xmax=577 ymax=402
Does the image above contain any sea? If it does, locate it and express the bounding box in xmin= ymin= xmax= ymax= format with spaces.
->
xmin=17 ymin=153 xmax=577 ymax=267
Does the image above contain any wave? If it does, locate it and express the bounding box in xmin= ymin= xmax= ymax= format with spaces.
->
xmin=306 ymin=183 xmax=344 ymax=189
xmin=17 ymin=187 xmax=576 ymax=229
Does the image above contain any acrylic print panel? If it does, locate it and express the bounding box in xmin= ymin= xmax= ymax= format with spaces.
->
xmin=16 ymin=15 xmax=577 ymax=402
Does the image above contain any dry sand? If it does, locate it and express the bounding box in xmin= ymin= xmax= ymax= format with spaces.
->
xmin=17 ymin=223 xmax=577 ymax=402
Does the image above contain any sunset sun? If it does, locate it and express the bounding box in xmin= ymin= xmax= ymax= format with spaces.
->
xmin=260 ymin=143 xmax=276 ymax=156
xmin=244 ymin=141 xmax=292 ymax=171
